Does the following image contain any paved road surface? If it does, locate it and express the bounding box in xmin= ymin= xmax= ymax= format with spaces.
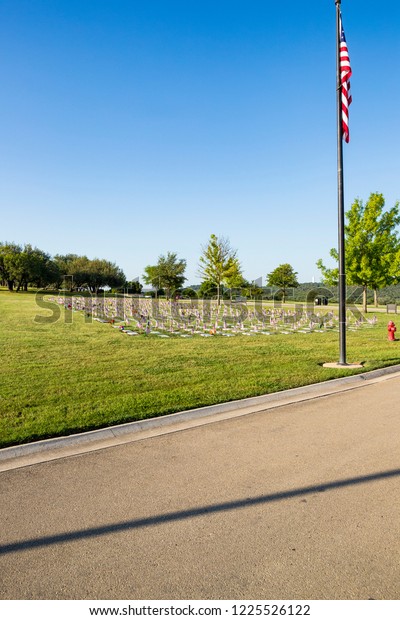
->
xmin=1 ymin=374 xmax=400 ymax=600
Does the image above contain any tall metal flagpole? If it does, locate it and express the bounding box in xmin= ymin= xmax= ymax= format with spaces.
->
xmin=335 ymin=0 xmax=347 ymax=365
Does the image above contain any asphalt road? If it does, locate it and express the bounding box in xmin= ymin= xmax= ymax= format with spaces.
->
xmin=1 ymin=374 xmax=400 ymax=600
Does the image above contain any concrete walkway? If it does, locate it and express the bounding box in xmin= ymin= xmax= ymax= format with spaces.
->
xmin=1 ymin=369 xmax=400 ymax=599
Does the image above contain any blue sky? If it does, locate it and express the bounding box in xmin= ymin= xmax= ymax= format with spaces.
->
xmin=1 ymin=0 xmax=399 ymax=285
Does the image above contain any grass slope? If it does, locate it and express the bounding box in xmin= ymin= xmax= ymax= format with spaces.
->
xmin=1 ymin=291 xmax=399 ymax=448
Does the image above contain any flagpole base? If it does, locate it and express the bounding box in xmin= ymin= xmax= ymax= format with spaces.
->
xmin=323 ymin=362 xmax=364 ymax=369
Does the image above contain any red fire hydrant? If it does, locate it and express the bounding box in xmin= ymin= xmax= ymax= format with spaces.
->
xmin=388 ymin=321 xmax=397 ymax=341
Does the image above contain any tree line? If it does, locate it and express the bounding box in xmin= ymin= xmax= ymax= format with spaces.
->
xmin=0 ymin=235 xmax=299 ymax=302
xmin=143 ymin=234 xmax=299 ymax=304
xmin=2 ymin=193 xmax=399 ymax=309
xmin=0 ymin=244 xmax=140 ymax=293
xmin=143 ymin=193 xmax=400 ymax=309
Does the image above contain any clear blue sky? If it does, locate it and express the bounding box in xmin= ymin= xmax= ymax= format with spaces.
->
xmin=1 ymin=0 xmax=399 ymax=285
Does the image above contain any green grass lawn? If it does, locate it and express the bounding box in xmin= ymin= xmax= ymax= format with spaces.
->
xmin=1 ymin=291 xmax=399 ymax=448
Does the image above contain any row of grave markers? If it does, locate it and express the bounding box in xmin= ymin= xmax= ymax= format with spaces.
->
xmin=50 ymin=296 xmax=378 ymax=338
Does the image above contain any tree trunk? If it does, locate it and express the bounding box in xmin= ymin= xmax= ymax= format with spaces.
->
xmin=363 ymin=285 xmax=368 ymax=314
xmin=7 ymin=279 xmax=14 ymax=291
xmin=373 ymin=289 xmax=378 ymax=307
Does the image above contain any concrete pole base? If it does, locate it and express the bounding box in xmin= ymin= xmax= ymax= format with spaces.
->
xmin=323 ymin=362 xmax=364 ymax=369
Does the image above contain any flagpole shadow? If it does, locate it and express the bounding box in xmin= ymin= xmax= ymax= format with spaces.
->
xmin=1 ymin=468 xmax=399 ymax=556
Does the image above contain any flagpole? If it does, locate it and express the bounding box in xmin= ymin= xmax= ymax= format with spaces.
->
xmin=335 ymin=0 xmax=347 ymax=365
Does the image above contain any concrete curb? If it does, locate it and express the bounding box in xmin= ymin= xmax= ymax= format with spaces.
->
xmin=2 ymin=363 xmax=400 ymax=469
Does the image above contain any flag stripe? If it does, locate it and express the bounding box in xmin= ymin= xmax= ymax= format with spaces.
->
xmin=339 ymin=13 xmax=352 ymax=143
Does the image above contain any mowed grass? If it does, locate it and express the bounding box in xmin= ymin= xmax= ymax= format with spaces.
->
xmin=1 ymin=291 xmax=399 ymax=448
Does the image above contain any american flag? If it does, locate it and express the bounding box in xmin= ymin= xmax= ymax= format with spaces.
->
xmin=339 ymin=13 xmax=352 ymax=143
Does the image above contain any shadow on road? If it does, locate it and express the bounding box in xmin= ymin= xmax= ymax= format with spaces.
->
xmin=1 ymin=467 xmax=399 ymax=556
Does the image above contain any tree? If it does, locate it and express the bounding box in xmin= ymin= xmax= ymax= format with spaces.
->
xmin=180 ymin=286 xmax=198 ymax=299
xmin=0 ymin=243 xmax=59 ymax=290
xmin=86 ymin=258 xmax=126 ymax=292
xmin=267 ymin=263 xmax=299 ymax=303
xmin=143 ymin=252 xmax=186 ymax=299
xmin=198 ymin=234 xmax=239 ymax=305
xmin=198 ymin=280 xmax=220 ymax=299
xmin=53 ymin=254 xmax=82 ymax=290
xmin=54 ymin=254 xmax=126 ymax=292
xmin=241 ymin=280 xmax=264 ymax=300
xmin=0 ymin=242 xmax=22 ymax=290
xmin=14 ymin=245 xmax=60 ymax=290
xmin=125 ymin=280 xmax=143 ymax=294
xmin=317 ymin=193 xmax=400 ymax=312
xmin=60 ymin=255 xmax=92 ymax=290
xmin=223 ymin=258 xmax=246 ymax=300
xmin=316 ymin=255 xmax=339 ymax=287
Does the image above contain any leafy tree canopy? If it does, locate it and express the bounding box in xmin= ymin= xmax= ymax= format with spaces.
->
xmin=0 ymin=242 xmax=60 ymax=291
xmin=143 ymin=252 xmax=186 ymax=299
xmin=54 ymin=255 xmax=126 ymax=292
xmin=317 ymin=193 xmax=400 ymax=311
xmin=198 ymin=234 xmax=240 ymax=304
xmin=266 ymin=263 xmax=299 ymax=303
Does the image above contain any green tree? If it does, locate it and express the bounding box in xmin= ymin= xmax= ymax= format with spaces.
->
xmin=198 ymin=280 xmax=219 ymax=299
xmin=241 ymin=280 xmax=264 ymax=300
xmin=267 ymin=263 xmax=299 ymax=303
xmin=180 ymin=286 xmax=198 ymax=299
xmin=143 ymin=252 xmax=186 ymax=299
xmin=63 ymin=255 xmax=92 ymax=290
xmin=86 ymin=258 xmax=126 ymax=292
xmin=0 ymin=242 xmax=22 ymax=290
xmin=198 ymin=234 xmax=238 ymax=305
xmin=54 ymin=254 xmax=126 ymax=292
xmin=53 ymin=254 xmax=81 ymax=290
xmin=316 ymin=255 xmax=339 ymax=287
xmin=0 ymin=243 xmax=58 ymax=291
xmin=223 ymin=258 xmax=246 ymax=300
xmin=15 ymin=245 xmax=60 ymax=290
xmin=317 ymin=193 xmax=400 ymax=312
xmin=125 ymin=280 xmax=143 ymax=294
